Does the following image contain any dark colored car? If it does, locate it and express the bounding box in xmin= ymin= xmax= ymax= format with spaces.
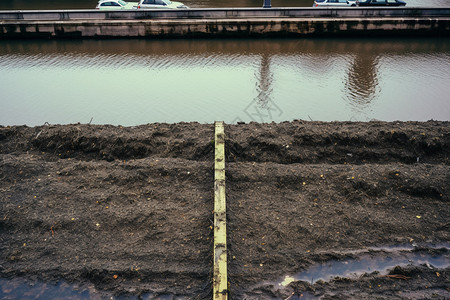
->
xmin=358 ymin=0 xmax=406 ymax=6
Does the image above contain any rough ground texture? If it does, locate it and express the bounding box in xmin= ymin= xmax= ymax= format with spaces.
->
xmin=0 ymin=121 xmax=449 ymax=299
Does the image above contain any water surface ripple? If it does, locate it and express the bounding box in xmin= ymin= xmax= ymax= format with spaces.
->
xmin=0 ymin=39 xmax=449 ymax=126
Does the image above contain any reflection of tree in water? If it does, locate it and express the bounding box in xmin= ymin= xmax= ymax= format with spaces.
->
xmin=344 ymin=53 xmax=380 ymax=109
xmin=243 ymin=54 xmax=282 ymax=122
xmin=255 ymin=54 xmax=272 ymax=108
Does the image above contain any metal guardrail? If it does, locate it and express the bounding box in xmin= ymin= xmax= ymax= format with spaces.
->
xmin=0 ymin=7 xmax=450 ymax=21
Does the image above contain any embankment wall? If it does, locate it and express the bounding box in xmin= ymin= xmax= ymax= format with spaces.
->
xmin=0 ymin=8 xmax=449 ymax=38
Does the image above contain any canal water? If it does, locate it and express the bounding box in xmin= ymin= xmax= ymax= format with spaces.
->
xmin=1 ymin=38 xmax=449 ymax=126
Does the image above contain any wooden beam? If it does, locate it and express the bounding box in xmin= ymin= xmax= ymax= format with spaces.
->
xmin=213 ymin=121 xmax=228 ymax=299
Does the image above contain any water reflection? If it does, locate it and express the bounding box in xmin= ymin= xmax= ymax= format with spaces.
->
xmin=243 ymin=245 xmax=450 ymax=298
xmin=0 ymin=39 xmax=449 ymax=125
xmin=0 ymin=277 xmax=179 ymax=299
xmin=1 ymin=38 xmax=448 ymax=58
xmin=237 ymin=54 xmax=283 ymax=123
xmin=344 ymin=52 xmax=380 ymax=112
xmin=279 ymin=250 xmax=449 ymax=285
xmin=0 ymin=278 xmax=93 ymax=299
xmin=255 ymin=54 xmax=273 ymax=110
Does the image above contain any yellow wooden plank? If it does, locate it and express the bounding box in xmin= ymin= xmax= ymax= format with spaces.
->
xmin=213 ymin=121 xmax=228 ymax=299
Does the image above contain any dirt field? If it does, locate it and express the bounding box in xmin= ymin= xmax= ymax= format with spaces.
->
xmin=0 ymin=121 xmax=449 ymax=299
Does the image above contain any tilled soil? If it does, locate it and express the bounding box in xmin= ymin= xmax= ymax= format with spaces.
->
xmin=0 ymin=121 xmax=449 ymax=299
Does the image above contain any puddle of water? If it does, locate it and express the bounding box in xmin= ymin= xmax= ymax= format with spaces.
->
xmin=0 ymin=278 xmax=94 ymax=299
xmin=279 ymin=247 xmax=449 ymax=286
xmin=0 ymin=277 xmax=178 ymax=300
xmin=366 ymin=242 xmax=450 ymax=252
xmin=2 ymin=245 xmax=448 ymax=298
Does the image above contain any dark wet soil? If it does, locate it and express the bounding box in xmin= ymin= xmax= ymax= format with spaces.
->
xmin=0 ymin=121 xmax=449 ymax=299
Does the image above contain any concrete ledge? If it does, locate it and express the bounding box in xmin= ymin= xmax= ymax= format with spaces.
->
xmin=1 ymin=17 xmax=449 ymax=39
xmin=1 ymin=8 xmax=450 ymax=21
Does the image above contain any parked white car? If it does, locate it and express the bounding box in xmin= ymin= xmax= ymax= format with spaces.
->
xmin=137 ymin=0 xmax=189 ymax=9
xmin=96 ymin=0 xmax=138 ymax=10
xmin=313 ymin=0 xmax=358 ymax=7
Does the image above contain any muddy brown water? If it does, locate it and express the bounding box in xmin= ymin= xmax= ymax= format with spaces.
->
xmin=1 ymin=38 xmax=450 ymax=126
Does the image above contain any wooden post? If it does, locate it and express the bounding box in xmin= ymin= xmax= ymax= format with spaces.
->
xmin=213 ymin=121 xmax=228 ymax=299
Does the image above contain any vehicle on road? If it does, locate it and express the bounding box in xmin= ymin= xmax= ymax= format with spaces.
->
xmin=96 ymin=0 xmax=138 ymax=10
xmin=358 ymin=0 xmax=406 ymax=6
xmin=313 ymin=0 xmax=358 ymax=7
xmin=137 ymin=0 xmax=189 ymax=9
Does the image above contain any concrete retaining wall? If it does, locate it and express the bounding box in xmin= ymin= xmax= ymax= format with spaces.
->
xmin=1 ymin=8 xmax=450 ymax=21
xmin=1 ymin=8 xmax=449 ymax=39
xmin=1 ymin=18 xmax=449 ymax=39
